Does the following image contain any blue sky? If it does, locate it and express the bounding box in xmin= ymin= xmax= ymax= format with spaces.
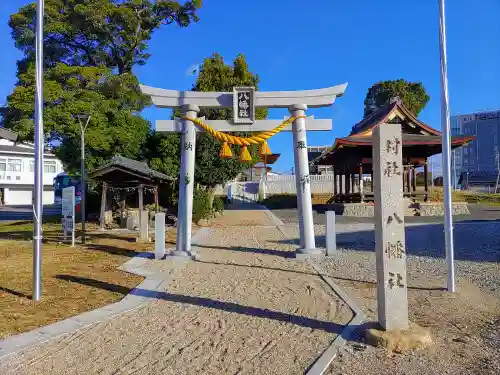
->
xmin=1 ymin=0 xmax=499 ymax=174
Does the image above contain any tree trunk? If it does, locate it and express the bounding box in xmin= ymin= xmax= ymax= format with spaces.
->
xmin=207 ymin=186 xmax=216 ymax=212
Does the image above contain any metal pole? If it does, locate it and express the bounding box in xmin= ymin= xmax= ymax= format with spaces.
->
xmin=32 ymin=0 xmax=45 ymax=301
xmin=79 ymin=116 xmax=90 ymax=245
xmin=438 ymin=0 xmax=456 ymax=292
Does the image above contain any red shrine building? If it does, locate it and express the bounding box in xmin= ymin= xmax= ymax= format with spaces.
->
xmin=311 ymin=99 xmax=475 ymax=202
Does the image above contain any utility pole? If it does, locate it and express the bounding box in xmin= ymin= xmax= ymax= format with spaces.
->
xmin=76 ymin=115 xmax=91 ymax=244
xmin=32 ymin=0 xmax=45 ymax=301
xmin=438 ymin=0 xmax=456 ymax=292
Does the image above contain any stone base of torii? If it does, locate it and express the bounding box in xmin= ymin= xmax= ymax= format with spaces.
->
xmin=140 ymin=84 xmax=347 ymax=259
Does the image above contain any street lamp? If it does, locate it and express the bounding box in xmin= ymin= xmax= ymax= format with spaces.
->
xmin=75 ymin=114 xmax=91 ymax=244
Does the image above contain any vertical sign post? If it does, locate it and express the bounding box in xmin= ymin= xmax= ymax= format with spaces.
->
xmin=373 ymin=123 xmax=409 ymax=331
xmin=326 ymin=210 xmax=336 ymax=256
xmin=62 ymin=186 xmax=75 ymax=247
xmin=155 ymin=212 xmax=166 ymax=259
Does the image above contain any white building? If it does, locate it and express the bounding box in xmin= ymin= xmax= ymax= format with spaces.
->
xmin=0 ymin=128 xmax=64 ymax=205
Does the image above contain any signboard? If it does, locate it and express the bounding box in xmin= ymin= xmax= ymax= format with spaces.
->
xmin=62 ymin=186 xmax=75 ymax=246
xmin=233 ymin=87 xmax=255 ymax=125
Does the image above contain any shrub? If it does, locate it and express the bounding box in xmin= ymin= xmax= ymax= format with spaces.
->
xmin=145 ymin=203 xmax=163 ymax=213
xmin=213 ymin=196 xmax=225 ymax=213
xmin=193 ymin=188 xmax=212 ymax=220
xmin=261 ymin=194 xmax=297 ymax=209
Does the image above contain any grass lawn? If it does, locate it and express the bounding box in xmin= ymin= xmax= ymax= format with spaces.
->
xmin=0 ymin=220 xmax=177 ymax=340
xmin=428 ymin=187 xmax=500 ymax=205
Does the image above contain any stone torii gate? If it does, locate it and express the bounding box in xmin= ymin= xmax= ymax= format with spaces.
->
xmin=140 ymin=84 xmax=347 ymax=258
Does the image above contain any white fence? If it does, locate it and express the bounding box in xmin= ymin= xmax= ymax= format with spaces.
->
xmin=215 ymin=174 xmax=336 ymax=197
xmin=265 ymin=174 xmax=335 ymax=195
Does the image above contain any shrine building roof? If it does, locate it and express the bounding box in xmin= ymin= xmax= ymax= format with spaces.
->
xmin=312 ymin=99 xmax=475 ymax=169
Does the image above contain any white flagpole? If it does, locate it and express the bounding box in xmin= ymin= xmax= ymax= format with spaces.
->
xmin=438 ymin=0 xmax=456 ymax=292
xmin=33 ymin=0 xmax=45 ymax=301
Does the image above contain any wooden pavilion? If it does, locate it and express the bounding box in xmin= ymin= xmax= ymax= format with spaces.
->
xmin=312 ymin=99 xmax=475 ymax=202
xmin=89 ymin=155 xmax=174 ymax=229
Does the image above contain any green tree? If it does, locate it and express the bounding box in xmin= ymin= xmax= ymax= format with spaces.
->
xmin=1 ymin=0 xmax=200 ymax=174
xmin=9 ymin=0 xmax=200 ymax=74
xmin=142 ymin=132 xmax=182 ymax=179
xmin=165 ymin=53 xmax=268 ymax=188
xmin=363 ymin=79 xmax=430 ymax=117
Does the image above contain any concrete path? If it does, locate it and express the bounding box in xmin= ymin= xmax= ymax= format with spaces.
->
xmin=0 ymin=204 xmax=352 ymax=375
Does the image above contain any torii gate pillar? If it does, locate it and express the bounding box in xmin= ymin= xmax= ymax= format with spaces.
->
xmin=290 ymin=105 xmax=319 ymax=255
xmin=174 ymin=104 xmax=199 ymax=257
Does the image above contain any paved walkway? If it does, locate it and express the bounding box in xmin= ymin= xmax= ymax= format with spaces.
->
xmin=0 ymin=205 xmax=352 ymax=375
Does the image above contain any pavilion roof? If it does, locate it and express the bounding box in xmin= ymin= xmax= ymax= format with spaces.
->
xmin=333 ymin=134 xmax=474 ymax=147
xmin=311 ymin=99 xmax=475 ymax=169
xmin=349 ymin=98 xmax=441 ymax=137
xmin=89 ymin=155 xmax=174 ymax=187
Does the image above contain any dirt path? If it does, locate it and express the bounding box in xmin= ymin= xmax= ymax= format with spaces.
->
xmin=0 ymin=206 xmax=352 ymax=375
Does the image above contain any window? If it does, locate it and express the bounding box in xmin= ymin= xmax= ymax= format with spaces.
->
xmin=44 ymin=160 xmax=57 ymax=173
xmin=7 ymin=159 xmax=22 ymax=172
xmin=0 ymin=158 xmax=6 ymax=172
xmin=29 ymin=160 xmax=35 ymax=172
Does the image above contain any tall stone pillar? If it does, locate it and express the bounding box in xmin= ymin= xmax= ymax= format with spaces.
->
xmin=174 ymin=104 xmax=199 ymax=257
xmin=290 ymin=105 xmax=319 ymax=255
xmin=373 ymin=123 xmax=409 ymax=330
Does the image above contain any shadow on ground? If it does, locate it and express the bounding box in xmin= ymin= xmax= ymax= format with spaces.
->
xmin=192 ymin=244 xmax=295 ymax=258
xmin=194 ymin=259 xmax=444 ymax=291
xmin=276 ymin=222 xmax=500 ymax=263
xmin=0 ymin=229 xmax=141 ymax=242
xmin=56 ymin=275 xmax=346 ymax=335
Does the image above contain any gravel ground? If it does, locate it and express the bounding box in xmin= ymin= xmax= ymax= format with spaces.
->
xmin=0 ymin=208 xmax=352 ymax=375
xmin=278 ymin=220 xmax=500 ymax=296
xmin=298 ymin=223 xmax=500 ymax=375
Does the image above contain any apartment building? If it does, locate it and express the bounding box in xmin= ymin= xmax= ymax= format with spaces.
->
xmin=0 ymin=128 xmax=64 ymax=205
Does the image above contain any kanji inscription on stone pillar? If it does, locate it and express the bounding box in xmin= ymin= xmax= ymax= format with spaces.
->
xmin=373 ymin=123 xmax=409 ymax=331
